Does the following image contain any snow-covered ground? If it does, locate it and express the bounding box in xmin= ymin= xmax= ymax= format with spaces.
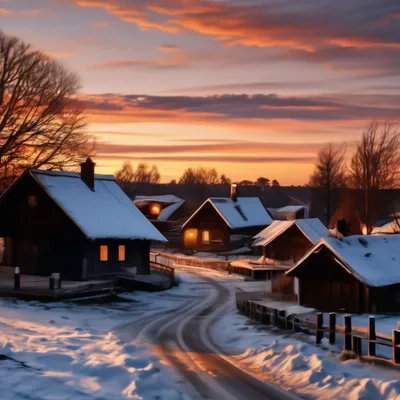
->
xmin=0 ymin=298 xmax=191 ymax=400
xmin=0 ymin=266 xmax=399 ymax=400
xmin=212 ymin=311 xmax=400 ymax=399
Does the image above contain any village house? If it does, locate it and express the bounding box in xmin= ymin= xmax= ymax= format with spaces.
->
xmin=0 ymin=159 xmax=167 ymax=280
xmin=286 ymin=235 xmax=400 ymax=313
xmin=181 ymin=185 xmax=272 ymax=252
xmin=134 ymin=195 xmax=185 ymax=233
xmin=253 ymin=218 xmax=328 ymax=263
xmin=238 ymin=218 xmax=328 ymax=281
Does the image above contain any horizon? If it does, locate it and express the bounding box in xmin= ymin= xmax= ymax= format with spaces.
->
xmin=2 ymin=0 xmax=399 ymax=184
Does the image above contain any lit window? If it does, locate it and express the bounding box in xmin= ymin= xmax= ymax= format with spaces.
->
xmin=150 ymin=204 xmax=161 ymax=215
xmin=118 ymin=245 xmax=126 ymax=261
xmin=100 ymin=245 xmax=108 ymax=261
xmin=202 ymin=230 xmax=210 ymax=244
xmin=185 ymin=229 xmax=198 ymax=241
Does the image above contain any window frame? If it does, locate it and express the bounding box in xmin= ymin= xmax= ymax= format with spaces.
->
xmin=99 ymin=245 xmax=108 ymax=262
xmin=118 ymin=245 xmax=126 ymax=262
xmin=202 ymin=230 xmax=210 ymax=244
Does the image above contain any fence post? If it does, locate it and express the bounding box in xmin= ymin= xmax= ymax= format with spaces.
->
xmin=344 ymin=315 xmax=352 ymax=351
xmin=352 ymin=336 xmax=362 ymax=356
xmin=272 ymin=308 xmax=278 ymax=327
xmin=316 ymin=312 xmax=323 ymax=344
xmin=368 ymin=316 xmax=376 ymax=357
xmin=293 ymin=316 xmax=300 ymax=333
xmin=329 ymin=313 xmax=336 ymax=345
xmin=393 ymin=330 xmax=400 ymax=364
xmin=278 ymin=310 xmax=286 ymax=329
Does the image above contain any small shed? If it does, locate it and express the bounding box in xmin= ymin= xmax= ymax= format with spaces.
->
xmin=286 ymin=235 xmax=400 ymax=313
xmin=182 ymin=186 xmax=272 ymax=252
xmin=0 ymin=159 xmax=166 ymax=280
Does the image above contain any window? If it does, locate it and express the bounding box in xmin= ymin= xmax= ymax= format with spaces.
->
xmin=118 ymin=245 xmax=126 ymax=261
xmin=184 ymin=229 xmax=198 ymax=242
xmin=150 ymin=203 xmax=161 ymax=215
xmin=202 ymin=230 xmax=210 ymax=244
xmin=100 ymin=245 xmax=108 ymax=261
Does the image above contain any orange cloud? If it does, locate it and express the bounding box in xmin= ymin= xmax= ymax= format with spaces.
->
xmin=159 ymin=44 xmax=181 ymax=52
xmin=61 ymin=0 xmax=400 ymax=53
xmin=0 ymin=8 xmax=12 ymax=15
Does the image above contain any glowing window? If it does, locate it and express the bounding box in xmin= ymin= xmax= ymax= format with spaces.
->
xmin=118 ymin=245 xmax=126 ymax=261
xmin=185 ymin=229 xmax=198 ymax=241
xmin=202 ymin=231 xmax=210 ymax=244
xmin=100 ymin=245 xmax=108 ymax=261
xmin=150 ymin=204 xmax=161 ymax=215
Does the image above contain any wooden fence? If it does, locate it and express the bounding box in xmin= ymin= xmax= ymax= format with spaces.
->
xmin=149 ymin=253 xmax=175 ymax=283
xmin=238 ymin=299 xmax=400 ymax=364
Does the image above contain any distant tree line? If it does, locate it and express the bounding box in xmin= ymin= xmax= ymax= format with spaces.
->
xmin=309 ymin=120 xmax=400 ymax=232
xmin=114 ymin=163 xmax=281 ymax=188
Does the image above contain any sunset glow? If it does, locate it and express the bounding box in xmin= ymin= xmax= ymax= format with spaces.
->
xmin=4 ymin=0 xmax=399 ymax=184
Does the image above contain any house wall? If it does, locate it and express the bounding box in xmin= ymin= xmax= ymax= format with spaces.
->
xmin=0 ymin=173 xmax=88 ymax=279
xmin=86 ymin=239 xmax=150 ymax=278
xmin=264 ymin=225 xmax=313 ymax=262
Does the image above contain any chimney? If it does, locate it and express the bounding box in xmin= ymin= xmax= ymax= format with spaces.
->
xmin=336 ymin=218 xmax=348 ymax=237
xmin=230 ymin=183 xmax=238 ymax=202
xmin=80 ymin=157 xmax=95 ymax=191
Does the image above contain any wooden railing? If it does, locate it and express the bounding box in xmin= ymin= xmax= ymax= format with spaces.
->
xmin=150 ymin=252 xmax=175 ymax=283
xmin=238 ymin=299 xmax=400 ymax=365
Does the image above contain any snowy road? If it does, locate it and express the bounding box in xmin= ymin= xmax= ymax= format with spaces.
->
xmin=117 ymin=266 xmax=297 ymax=400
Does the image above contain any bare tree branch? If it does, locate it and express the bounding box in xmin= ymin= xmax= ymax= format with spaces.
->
xmin=0 ymin=30 xmax=95 ymax=185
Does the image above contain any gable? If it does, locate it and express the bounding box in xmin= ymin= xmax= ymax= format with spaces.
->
xmin=183 ymin=200 xmax=228 ymax=229
xmin=0 ymin=172 xmax=84 ymax=238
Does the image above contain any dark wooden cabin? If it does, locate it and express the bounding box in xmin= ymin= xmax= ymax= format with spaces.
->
xmin=182 ymin=185 xmax=272 ymax=252
xmin=286 ymin=235 xmax=400 ymax=313
xmin=253 ymin=219 xmax=328 ymax=263
xmin=0 ymin=159 xmax=166 ymax=280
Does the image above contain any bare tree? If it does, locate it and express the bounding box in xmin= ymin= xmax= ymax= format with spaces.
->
xmin=115 ymin=161 xmax=134 ymax=185
xmin=272 ymin=179 xmax=280 ymax=187
xmin=255 ymin=177 xmax=270 ymax=187
xmin=219 ymin=174 xmax=231 ymax=184
xmin=178 ymin=167 xmax=228 ymax=184
xmin=349 ymin=121 xmax=400 ymax=233
xmin=309 ymin=143 xmax=346 ymax=225
xmin=115 ymin=162 xmax=161 ymax=185
xmin=0 ymin=30 xmax=94 ymax=183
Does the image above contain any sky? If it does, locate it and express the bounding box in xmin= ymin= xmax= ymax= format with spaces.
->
xmin=1 ymin=0 xmax=400 ymax=184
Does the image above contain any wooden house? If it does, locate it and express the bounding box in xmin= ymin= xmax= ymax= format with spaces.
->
xmin=0 ymin=159 xmax=166 ymax=280
xmin=250 ymin=219 xmax=327 ymax=285
xmin=134 ymin=195 xmax=185 ymax=234
xmin=286 ymin=235 xmax=400 ymax=313
xmin=253 ymin=219 xmax=328 ymax=263
xmin=182 ymin=185 xmax=272 ymax=252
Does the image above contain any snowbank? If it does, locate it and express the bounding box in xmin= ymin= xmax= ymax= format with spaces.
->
xmin=0 ymin=299 xmax=190 ymax=400
xmin=212 ymin=312 xmax=400 ymax=399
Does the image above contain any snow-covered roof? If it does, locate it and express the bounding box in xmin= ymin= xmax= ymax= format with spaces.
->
xmin=253 ymin=219 xmax=328 ymax=247
xmin=287 ymin=235 xmax=400 ymax=287
xmin=30 ymin=170 xmax=167 ymax=241
xmin=134 ymin=194 xmax=183 ymax=204
xmin=372 ymin=220 xmax=400 ymax=235
xmin=274 ymin=205 xmax=309 ymax=220
xmin=134 ymin=195 xmax=185 ymax=221
xmin=182 ymin=197 xmax=272 ymax=230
